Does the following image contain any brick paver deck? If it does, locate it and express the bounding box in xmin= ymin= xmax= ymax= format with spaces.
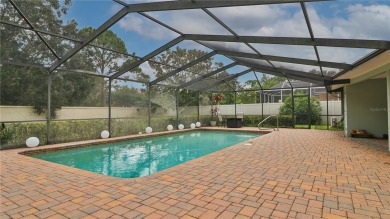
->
xmin=1 ymin=129 xmax=390 ymax=219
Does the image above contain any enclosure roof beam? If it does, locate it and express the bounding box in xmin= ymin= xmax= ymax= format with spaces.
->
xmin=239 ymin=62 xmax=329 ymax=83
xmin=113 ymin=0 xmax=128 ymax=7
xmin=252 ymin=68 xmax=325 ymax=85
xmin=184 ymin=34 xmax=390 ymax=49
xmin=0 ymin=60 xmax=49 ymax=70
xmin=138 ymin=12 xmax=183 ymax=35
xmin=324 ymin=79 xmax=350 ymax=86
xmin=55 ymin=69 xmax=109 ymax=78
xmin=196 ymin=68 xmax=253 ymax=91
xmin=49 ymin=7 xmax=129 ymax=72
xmin=301 ymin=2 xmax=324 ymax=77
xmin=253 ymin=71 xmax=263 ymax=90
xmin=125 ymin=0 xmax=329 ymax=13
xmin=110 ymin=36 xmax=184 ymax=79
xmin=1 ymin=20 xmax=82 ymax=42
xmin=217 ymin=50 xmax=351 ymax=69
xmin=8 ymin=0 xmax=60 ymax=60
xmin=177 ymin=62 xmax=238 ymax=89
xmin=149 ymin=51 xmax=217 ymax=85
xmin=247 ymin=63 xmax=331 ymax=81
xmin=202 ymin=8 xmax=239 ymax=38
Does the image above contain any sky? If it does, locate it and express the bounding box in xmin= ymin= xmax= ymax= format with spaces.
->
xmin=62 ymin=0 xmax=390 ymax=85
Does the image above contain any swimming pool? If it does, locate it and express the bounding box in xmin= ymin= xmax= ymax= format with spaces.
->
xmin=32 ymin=130 xmax=260 ymax=178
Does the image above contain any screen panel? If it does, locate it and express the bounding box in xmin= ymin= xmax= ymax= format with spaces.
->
xmin=110 ymin=80 xmax=148 ymax=137
xmin=178 ymin=89 xmax=199 ymax=128
xmin=49 ymin=71 xmax=109 ymax=144
xmin=145 ymin=9 xmax=233 ymax=35
xmin=150 ymin=84 xmax=177 ymax=132
xmin=317 ymin=47 xmax=375 ymax=64
xmin=108 ymin=12 xmax=181 ymax=57
xmin=251 ymin=43 xmax=317 ymax=60
xmin=209 ymin=3 xmax=311 ymax=37
xmin=1 ymin=25 xmax=57 ymax=67
xmin=0 ymin=65 xmax=48 ymax=149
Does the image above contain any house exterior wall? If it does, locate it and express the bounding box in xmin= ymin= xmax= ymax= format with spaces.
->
xmin=388 ymin=71 xmax=390 ymax=151
xmin=345 ymin=78 xmax=388 ymax=138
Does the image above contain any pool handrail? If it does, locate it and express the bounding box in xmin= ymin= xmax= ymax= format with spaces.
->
xmin=258 ymin=115 xmax=279 ymax=131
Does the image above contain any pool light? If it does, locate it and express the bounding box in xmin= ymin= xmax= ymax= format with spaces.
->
xmin=26 ymin=137 xmax=39 ymax=147
xmin=101 ymin=130 xmax=110 ymax=139
xmin=145 ymin=127 xmax=153 ymax=134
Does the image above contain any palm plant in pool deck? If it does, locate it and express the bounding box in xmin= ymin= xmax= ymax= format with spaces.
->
xmin=210 ymin=93 xmax=223 ymax=126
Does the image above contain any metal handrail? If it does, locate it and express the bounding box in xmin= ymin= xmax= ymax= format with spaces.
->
xmin=258 ymin=115 xmax=279 ymax=131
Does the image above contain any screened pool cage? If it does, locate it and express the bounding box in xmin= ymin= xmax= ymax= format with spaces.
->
xmin=1 ymin=0 xmax=389 ymax=149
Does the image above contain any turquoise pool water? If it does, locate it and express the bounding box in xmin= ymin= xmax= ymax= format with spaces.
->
xmin=32 ymin=131 xmax=260 ymax=178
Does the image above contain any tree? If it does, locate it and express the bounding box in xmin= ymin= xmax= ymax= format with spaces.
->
xmin=111 ymin=85 xmax=147 ymax=108
xmin=0 ymin=0 xmax=96 ymax=118
xmin=148 ymin=47 xmax=232 ymax=110
xmin=0 ymin=0 xmax=77 ymax=65
xmin=232 ymin=74 xmax=287 ymax=104
xmin=149 ymin=47 xmax=214 ymax=86
xmin=279 ymin=91 xmax=322 ymax=125
xmin=77 ymin=27 xmax=145 ymax=106
xmin=236 ymin=91 xmax=257 ymax=104
xmin=0 ymin=1 xmax=143 ymax=117
xmin=260 ymin=74 xmax=286 ymax=89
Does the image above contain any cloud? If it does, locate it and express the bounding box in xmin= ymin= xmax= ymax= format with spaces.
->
xmin=308 ymin=4 xmax=390 ymax=40
xmin=147 ymin=9 xmax=232 ymax=35
xmin=139 ymin=62 xmax=156 ymax=81
xmin=110 ymin=4 xmax=123 ymax=16
xmin=209 ymin=5 xmax=310 ymax=37
xmin=118 ymin=14 xmax=177 ymax=40
xmin=306 ymin=3 xmax=389 ymax=65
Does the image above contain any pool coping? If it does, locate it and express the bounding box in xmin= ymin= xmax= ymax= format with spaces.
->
xmin=18 ymin=127 xmax=272 ymax=156
xmin=6 ymin=127 xmax=272 ymax=181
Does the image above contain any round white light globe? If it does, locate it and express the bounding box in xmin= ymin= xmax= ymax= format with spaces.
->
xmin=196 ymin=122 xmax=201 ymax=128
xmin=145 ymin=127 xmax=153 ymax=134
xmin=190 ymin=123 xmax=196 ymax=129
xmin=26 ymin=137 xmax=39 ymax=147
xmin=101 ymin=130 xmax=110 ymax=139
xmin=167 ymin=124 xmax=173 ymax=131
xmin=178 ymin=124 xmax=184 ymax=130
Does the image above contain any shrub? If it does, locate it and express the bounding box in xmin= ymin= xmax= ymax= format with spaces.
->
xmin=0 ymin=125 xmax=15 ymax=145
xmin=279 ymin=93 xmax=322 ymax=125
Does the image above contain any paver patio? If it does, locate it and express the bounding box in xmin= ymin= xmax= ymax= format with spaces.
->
xmin=1 ymin=128 xmax=390 ymax=219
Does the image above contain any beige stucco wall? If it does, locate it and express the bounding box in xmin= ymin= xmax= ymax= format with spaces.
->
xmin=345 ymin=78 xmax=388 ymax=138
xmin=0 ymin=106 xmax=148 ymax=122
xmin=1 ymin=101 xmax=342 ymax=124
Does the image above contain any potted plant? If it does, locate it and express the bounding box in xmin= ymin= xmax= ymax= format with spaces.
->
xmin=210 ymin=93 xmax=223 ymax=126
